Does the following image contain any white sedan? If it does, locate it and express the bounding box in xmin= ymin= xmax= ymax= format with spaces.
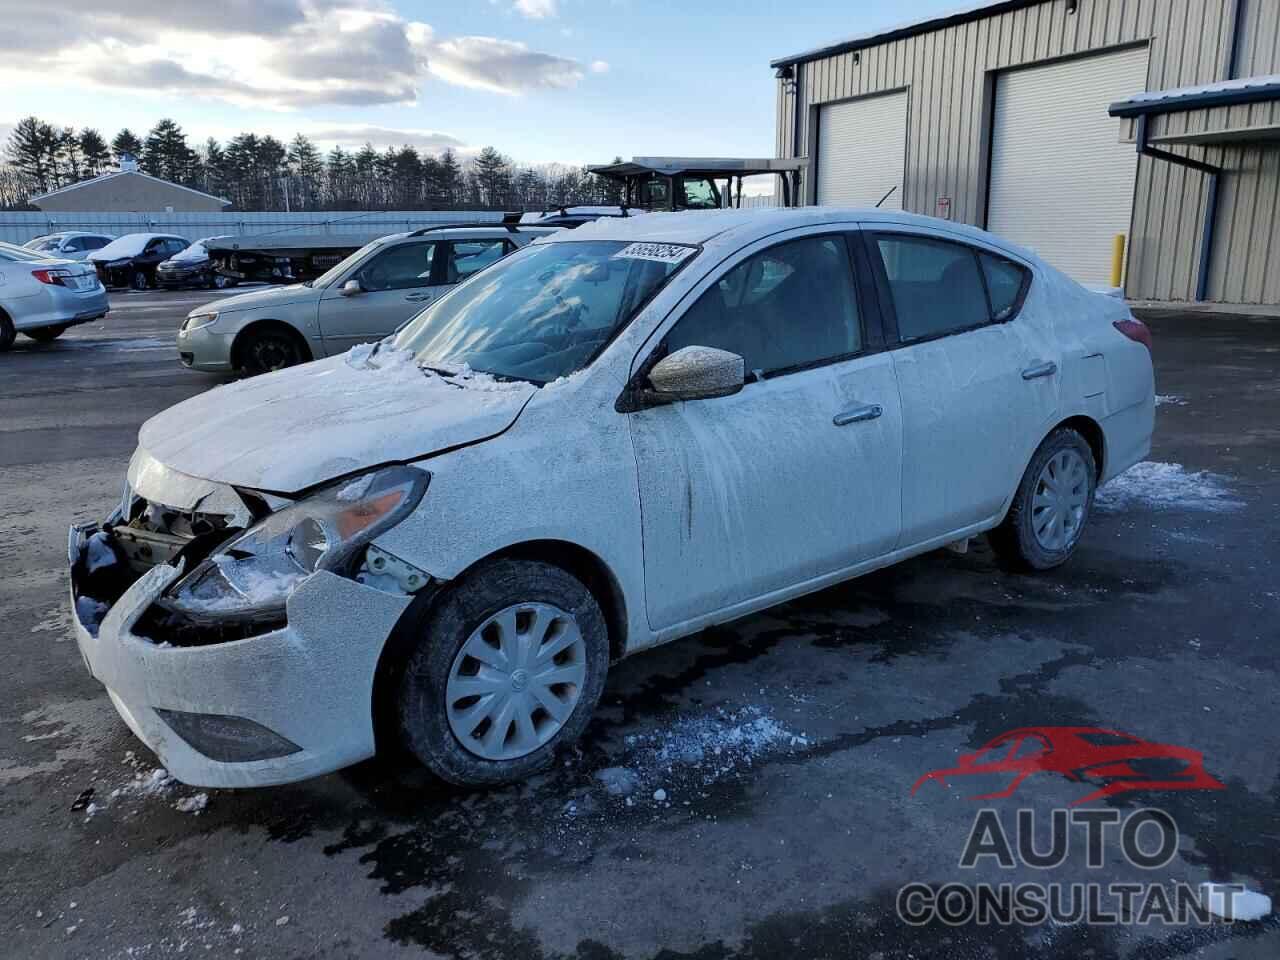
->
xmin=68 ymin=208 xmax=1153 ymax=788
xmin=0 ymin=240 xmax=109 ymax=349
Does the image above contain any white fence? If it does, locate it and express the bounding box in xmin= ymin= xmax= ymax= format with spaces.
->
xmin=0 ymin=210 xmax=505 ymax=245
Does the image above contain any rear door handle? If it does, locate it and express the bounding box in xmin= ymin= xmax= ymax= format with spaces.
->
xmin=1021 ymin=361 xmax=1057 ymax=380
xmin=833 ymin=403 xmax=883 ymax=426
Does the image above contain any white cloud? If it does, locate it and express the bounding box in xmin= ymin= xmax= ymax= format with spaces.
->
xmin=514 ymin=0 xmax=558 ymax=17
xmin=425 ymin=36 xmax=584 ymax=96
xmin=589 ymin=60 xmax=610 ymax=74
xmin=302 ymin=124 xmax=467 ymax=153
xmin=0 ymin=0 xmax=602 ymax=107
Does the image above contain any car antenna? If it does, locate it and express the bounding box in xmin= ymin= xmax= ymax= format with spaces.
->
xmin=875 ymin=185 xmax=898 ymax=209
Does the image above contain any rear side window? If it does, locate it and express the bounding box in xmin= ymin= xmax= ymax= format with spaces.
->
xmin=980 ymin=252 xmax=1030 ymax=320
xmin=874 ymin=235 xmax=989 ymax=341
xmin=83 ymin=237 xmax=109 ymax=251
xmin=445 ymin=239 xmax=510 ymax=284
xmin=665 ymin=235 xmax=862 ymax=378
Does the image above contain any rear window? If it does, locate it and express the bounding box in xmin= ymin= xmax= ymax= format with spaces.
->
xmin=980 ymin=253 xmax=1031 ymax=320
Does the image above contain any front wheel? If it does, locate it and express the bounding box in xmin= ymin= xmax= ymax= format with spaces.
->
xmin=989 ymin=428 xmax=1097 ymax=572
xmin=398 ymin=559 xmax=610 ymax=787
xmin=25 ymin=324 xmax=67 ymax=342
xmin=237 ymin=327 xmax=307 ymax=375
xmin=131 ymin=270 xmax=150 ymax=291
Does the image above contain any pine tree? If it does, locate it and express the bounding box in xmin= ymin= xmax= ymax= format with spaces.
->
xmin=472 ymin=146 xmax=512 ymax=210
xmin=435 ymin=149 xmax=462 ymax=208
xmin=111 ymin=128 xmax=144 ymax=164
xmin=78 ymin=129 xmax=111 ymax=177
xmin=141 ymin=118 xmax=191 ymax=182
xmin=5 ymin=117 xmax=59 ymax=193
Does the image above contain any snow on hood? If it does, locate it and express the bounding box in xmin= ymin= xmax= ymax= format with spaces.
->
xmin=137 ymin=345 xmax=536 ymax=492
xmin=89 ymin=234 xmax=163 ymax=261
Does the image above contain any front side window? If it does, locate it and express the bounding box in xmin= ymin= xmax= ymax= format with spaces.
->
xmin=444 ymin=239 xmax=509 ymax=284
xmin=395 ymin=240 xmax=690 ymax=384
xmin=875 ymin=235 xmax=990 ymax=341
xmin=356 ymin=241 xmax=436 ymax=291
xmin=664 ymin=235 xmax=861 ymax=378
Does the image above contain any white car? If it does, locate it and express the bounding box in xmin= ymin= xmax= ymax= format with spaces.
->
xmin=0 ymin=240 xmax=109 ymax=349
xmin=24 ymin=231 xmax=116 ymax=261
xmin=68 ymin=208 xmax=1154 ymax=789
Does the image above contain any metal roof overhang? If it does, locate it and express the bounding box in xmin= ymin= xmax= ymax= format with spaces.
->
xmin=1109 ymin=75 xmax=1280 ymax=119
xmin=587 ymin=157 xmax=809 ymax=179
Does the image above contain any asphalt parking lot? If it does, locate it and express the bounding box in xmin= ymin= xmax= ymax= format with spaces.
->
xmin=1 ymin=291 xmax=1277 ymax=959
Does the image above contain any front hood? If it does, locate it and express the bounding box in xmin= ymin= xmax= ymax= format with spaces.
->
xmin=137 ymin=346 xmax=537 ymax=492
xmin=206 ymin=283 xmax=318 ymax=314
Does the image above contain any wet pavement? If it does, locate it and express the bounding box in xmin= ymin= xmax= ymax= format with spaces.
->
xmin=1 ymin=295 xmax=1277 ymax=958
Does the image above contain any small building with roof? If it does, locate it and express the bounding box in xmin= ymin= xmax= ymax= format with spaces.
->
xmin=30 ymin=155 xmax=231 ymax=215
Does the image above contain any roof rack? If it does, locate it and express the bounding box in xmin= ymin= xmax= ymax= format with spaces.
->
xmin=408 ymin=212 xmax=529 ymax=237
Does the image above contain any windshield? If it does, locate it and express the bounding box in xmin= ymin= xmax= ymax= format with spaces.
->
xmin=394 ymin=239 xmax=694 ymax=384
xmin=0 ymin=240 xmax=56 ymax=262
xmin=311 ymin=239 xmax=384 ymax=287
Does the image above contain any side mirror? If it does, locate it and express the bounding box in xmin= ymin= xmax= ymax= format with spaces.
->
xmin=341 ymin=279 xmax=363 ymax=297
xmin=647 ymin=345 xmax=745 ymax=402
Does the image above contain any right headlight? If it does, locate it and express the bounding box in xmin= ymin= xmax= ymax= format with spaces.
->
xmin=160 ymin=465 xmax=429 ymax=623
xmin=182 ymin=311 xmax=219 ymax=333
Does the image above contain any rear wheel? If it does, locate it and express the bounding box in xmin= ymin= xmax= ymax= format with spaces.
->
xmin=398 ymin=559 xmax=609 ymax=787
xmin=236 ymin=325 xmax=308 ymax=375
xmin=24 ymin=324 xmax=67 ymax=342
xmin=131 ymin=270 xmax=150 ymax=291
xmin=989 ymin=428 xmax=1097 ymax=572
xmin=0 ymin=313 xmax=15 ymax=352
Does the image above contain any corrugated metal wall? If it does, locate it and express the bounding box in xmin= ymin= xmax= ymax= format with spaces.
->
xmin=0 ymin=210 xmax=503 ymax=246
xmin=776 ymin=0 xmax=1280 ymax=304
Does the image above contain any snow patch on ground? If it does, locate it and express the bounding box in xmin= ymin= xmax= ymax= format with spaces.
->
xmin=1095 ymin=461 xmax=1243 ymax=513
xmin=1200 ymin=883 xmax=1271 ymax=921
xmin=1155 ymin=394 xmax=1188 ymax=406
xmin=78 ymin=753 xmax=210 ymax=822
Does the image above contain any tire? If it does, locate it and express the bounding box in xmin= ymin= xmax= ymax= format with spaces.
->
xmin=24 ymin=324 xmax=67 ymax=342
xmin=989 ymin=428 xmax=1097 ymax=572
xmin=131 ymin=270 xmax=150 ymax=291
xmin=236 ymin=326 xmax=308 ymax=375
xmin=211 ymin=274 xmax=229 ymax=290
xmin=0 ymin=312 xmax=15 ymax=352
xmin=398 ymin=558 xmax=610 ymax=787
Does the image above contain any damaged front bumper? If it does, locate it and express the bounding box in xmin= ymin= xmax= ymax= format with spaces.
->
xmin=69 ymin=521 xmax=413 ymax=788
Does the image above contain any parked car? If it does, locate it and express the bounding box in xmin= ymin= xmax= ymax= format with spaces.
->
xmin=89 ymin=234 xmax=189 ymax=290
xmin=156 ymin=237 xmax=237 ymax=290
xmin=0 ymin=240 xmax=109 ymax=350
xmin=177 ymin=224 xmax=559 ymax=375
xmin=24 ymin=232 xmax=117 ymax=261
xmin=69 ymin=208 xmax=1154 ymax=789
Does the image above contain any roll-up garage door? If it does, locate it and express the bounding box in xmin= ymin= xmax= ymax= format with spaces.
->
xmin=816 ymin=90 xmax=908 ymax=210
xmin=987 ymin=46 xmax=1149 ymax=287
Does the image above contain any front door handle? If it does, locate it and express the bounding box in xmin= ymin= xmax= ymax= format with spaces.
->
xmin=1021 ymin=361 xmax=1057 ymax=380
xmin=404 ymin=292 xmax=434 ymax=303
xmin=833 ymin=403 xmax=883 ymax=426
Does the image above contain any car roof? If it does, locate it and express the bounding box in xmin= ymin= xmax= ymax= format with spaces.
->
xmin=541 ymin=207 xmax=1041 ymax=264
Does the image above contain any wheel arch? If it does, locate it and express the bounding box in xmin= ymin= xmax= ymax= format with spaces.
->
xmin=1054 ymin=414 xmax=1105 ymax=480
xmin=230 ymin=319 xmax=314 ymax=370
xmin=368 ymin=537 xmax=629 ymax=754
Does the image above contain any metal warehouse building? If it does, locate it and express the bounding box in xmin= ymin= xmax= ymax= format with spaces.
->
xmin=772 ymin=0 xmax=1280 ymax=306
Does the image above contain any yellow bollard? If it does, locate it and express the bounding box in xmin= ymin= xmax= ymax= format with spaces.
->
xmin=1110 ymin=234 xmax=1127 ymax=289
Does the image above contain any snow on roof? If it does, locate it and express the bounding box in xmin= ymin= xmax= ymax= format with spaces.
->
xmin=88 ymin=233 xmax=186 ymax=260
xmin=1109 ymin=74 xmax=1280 ymax=117
xmin=772 ymin=0 xmax=1037 ymax=67
xmin=29 ymin=169 xmax=232 ymax=206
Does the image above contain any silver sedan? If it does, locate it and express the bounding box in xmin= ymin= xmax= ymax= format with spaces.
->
xmin=0 ymin=240 xmax=109 ymax=350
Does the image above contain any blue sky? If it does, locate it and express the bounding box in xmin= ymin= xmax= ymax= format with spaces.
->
xmin=0 ymin=1 xmax=967 ymax=166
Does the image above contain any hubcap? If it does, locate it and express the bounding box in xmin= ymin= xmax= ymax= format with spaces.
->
xmin=1031 ymin=449 xmax=1090 ymax=551
xmin=445 ymin=602 xmax=586 ymax=761
xmin=254 ymin=338 xmax=293 ymax=371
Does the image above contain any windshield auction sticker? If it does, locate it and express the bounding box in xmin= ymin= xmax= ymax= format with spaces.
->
xmin=611 ymin=242 xmax=695 ymax=265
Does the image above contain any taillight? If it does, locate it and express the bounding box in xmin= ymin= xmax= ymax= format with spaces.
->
xmin=1113 ymin=317 xmax=1152 ymax=352
xmin=32 ymin=268 xmax=74 ymax=286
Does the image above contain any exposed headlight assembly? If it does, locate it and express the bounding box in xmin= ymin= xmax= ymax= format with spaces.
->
xmin=160 ymin=465 xmax=429 ymax=623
